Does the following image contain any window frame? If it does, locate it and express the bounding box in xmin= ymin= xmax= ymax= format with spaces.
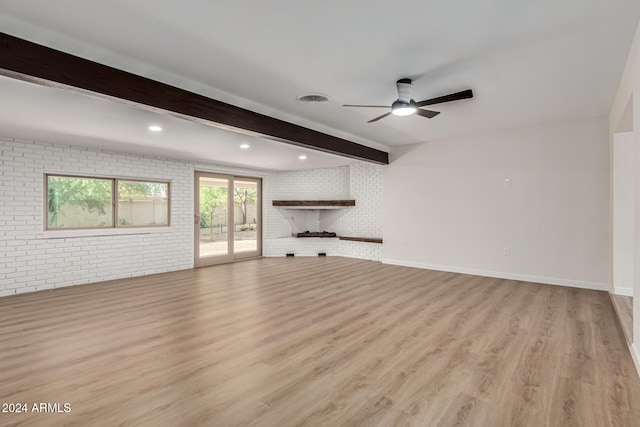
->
xmin=44 ymin=173 xmax=171 ymax=231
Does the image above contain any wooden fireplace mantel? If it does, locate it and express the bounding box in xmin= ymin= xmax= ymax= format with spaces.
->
xmin=272 ymin=200 xmax=355 ymax=208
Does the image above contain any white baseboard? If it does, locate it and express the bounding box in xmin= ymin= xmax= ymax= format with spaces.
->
xmin=631 ymin=344 xmax=640 ymax=379
xmin=614 ymin=286 xmax=634 ymax=297
xmin=381 ymin=258 xmax=608 ymax=291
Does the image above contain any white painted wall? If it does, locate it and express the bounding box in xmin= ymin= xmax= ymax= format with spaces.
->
xmin=612 ymin=132 xmax=634 ymax=296
xmin=383 ymin=117 xmax=610 ymax=290
xmin=609 ymin=19 xmax=640 ymax=371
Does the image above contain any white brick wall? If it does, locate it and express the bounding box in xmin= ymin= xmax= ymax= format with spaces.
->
xmin=263 ymin=166 xmax=350 ymax=242
xmin=263 ymin=163 xmax=384 ymax=260
xmin=343 ymin=162 xmax=384 ymax=239
xmin=0 ymin=138 xmax=269 ymax=296
xmin=342 ymin=162 xmax=384 ymax=260
xmin=0 ymin=138 xmax=384 ymax=297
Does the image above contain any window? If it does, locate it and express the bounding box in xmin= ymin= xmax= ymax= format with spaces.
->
xmin=117 ymin=180 xmax=169 ymax=227
xmin=46 ymin=174 xmax=169 ymax=230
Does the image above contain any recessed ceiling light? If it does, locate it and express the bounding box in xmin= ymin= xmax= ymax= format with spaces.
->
xmin=298 ymin=155 xmax=307 ymax=160
xmin=240 ymin=144 xmax=250 ymax=149
xmin=148 ymin=125 xmax=163 ymax=132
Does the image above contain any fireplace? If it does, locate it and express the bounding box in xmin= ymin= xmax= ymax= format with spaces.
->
xmin=272 ymin=200 xmax=354 ymax=239
xmin=296 ymin=231 xmax=337 ymax=238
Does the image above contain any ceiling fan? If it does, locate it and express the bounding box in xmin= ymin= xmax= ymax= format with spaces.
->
xmin=343 ymin=78 xmax=473 ymax=123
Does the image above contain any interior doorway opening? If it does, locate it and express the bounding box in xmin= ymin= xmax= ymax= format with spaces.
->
xmin=611 ymin=95 xmax=634 ymax=344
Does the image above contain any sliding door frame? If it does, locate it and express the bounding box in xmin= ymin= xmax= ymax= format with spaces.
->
xmin=194 ymin=171 xmax=262 ymax=267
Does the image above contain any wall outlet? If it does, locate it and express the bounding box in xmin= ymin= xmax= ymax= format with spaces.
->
xmin=503 ymin=247 xmax=510 ymax=256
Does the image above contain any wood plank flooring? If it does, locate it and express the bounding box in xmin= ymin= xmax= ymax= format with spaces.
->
xmin=0 ymin=257 xmax=638 ymax=426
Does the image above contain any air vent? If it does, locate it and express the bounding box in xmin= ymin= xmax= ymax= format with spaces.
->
xmin=296 ymin=93 xmax=331 ymax=104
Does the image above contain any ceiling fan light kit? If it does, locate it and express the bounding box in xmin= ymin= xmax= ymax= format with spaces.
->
xmin=391 ymin=100 xmax=417 ymax=116
xmin=343 ymin=78 xmax=473 ymax=123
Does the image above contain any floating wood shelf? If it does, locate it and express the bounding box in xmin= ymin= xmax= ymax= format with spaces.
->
xmin=339 ymin=236 xmax=383 ymax=244
xmin=273 ymin=200 xmax=355 ymax=209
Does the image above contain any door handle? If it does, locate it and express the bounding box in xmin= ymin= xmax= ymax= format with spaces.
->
xmin=194 ymin=214 xmax=200 ymax=225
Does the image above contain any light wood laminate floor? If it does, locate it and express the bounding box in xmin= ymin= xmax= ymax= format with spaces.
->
xmin=0 ymin=257 xmax=639 ymax=426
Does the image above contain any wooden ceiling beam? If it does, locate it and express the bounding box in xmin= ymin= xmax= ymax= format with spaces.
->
xmin=0 ymin=32 xmax=389 ymax=165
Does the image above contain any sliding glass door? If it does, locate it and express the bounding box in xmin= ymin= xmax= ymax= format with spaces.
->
xmin=232 ymin=179 xmax=260 ymax=255
xmin=195 ymin=172 xmax=261 ymax=266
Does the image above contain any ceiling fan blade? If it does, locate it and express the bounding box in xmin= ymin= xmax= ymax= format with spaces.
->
xmin=416 ymin=109 xmax=440 ymax=119
xmin=416 ymin=89 xmax=473 ymax=107
xmin=367 ymin=112 xmax=392 ymax=123
xmin=343 ymin=104 xmax=390 ymax=108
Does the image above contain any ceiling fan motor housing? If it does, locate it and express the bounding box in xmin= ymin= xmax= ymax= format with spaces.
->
xmin=396 ymin=78 xmax=414 ymax=103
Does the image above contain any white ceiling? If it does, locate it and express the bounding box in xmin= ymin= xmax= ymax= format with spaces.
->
xmin=0 ymin=76 xmax=353 ymax=171
xmin=0 ymin=0 xmax=638 ymax=170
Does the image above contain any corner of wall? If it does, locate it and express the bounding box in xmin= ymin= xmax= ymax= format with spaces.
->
xmin=631 ymin=343 xmax=640 ymax=378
